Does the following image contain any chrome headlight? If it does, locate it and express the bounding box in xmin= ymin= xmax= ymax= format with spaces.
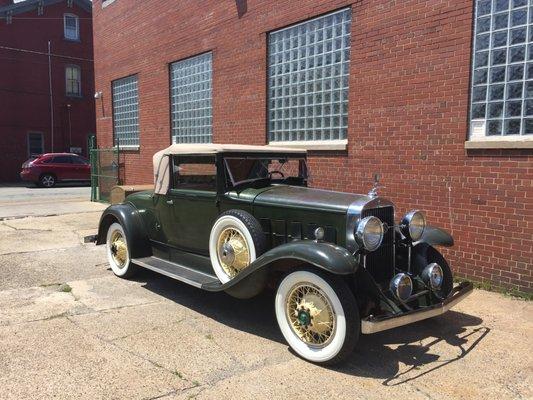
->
xmin=390 ymin=273 xmax=413 ymax=301
xmin=422 ymin=263 xmax=444 ymax=289
xmin=401 ymin=210 xmax=426 ymax=241
xmin=355 ymin=216 xmax=384 ymax=252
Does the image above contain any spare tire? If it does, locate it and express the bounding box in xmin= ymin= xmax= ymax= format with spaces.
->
xmin=209 ymin=209 xmax=266 ymax=283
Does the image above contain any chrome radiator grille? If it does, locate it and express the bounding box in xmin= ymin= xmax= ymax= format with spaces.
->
xmin=361 ymin=206 xmax=395 ymax=283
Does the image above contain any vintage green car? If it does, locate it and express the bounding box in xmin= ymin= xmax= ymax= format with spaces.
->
xmin=96 ymin=144 xmax=472 ymax=365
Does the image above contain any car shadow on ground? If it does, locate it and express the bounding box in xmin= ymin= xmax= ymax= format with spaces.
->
xmin=133 ymin=268 xmax=489 ymax=384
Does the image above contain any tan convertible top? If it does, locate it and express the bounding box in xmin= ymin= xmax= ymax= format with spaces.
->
xmin=153 ymin=144 xmax=307 ymax=194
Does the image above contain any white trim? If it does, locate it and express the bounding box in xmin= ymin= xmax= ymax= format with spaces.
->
xmin=268 ymin=139 xmax=347 ymax=151
xmin=114 ymin=145 xmax=140 ymax=150
xmin=102 ymin=0 xmax=117 ymax=8
xmin=63 ymin=13 xmax=79 ymax=41
xmin=465 ymin=136 xmax=533 ymax=149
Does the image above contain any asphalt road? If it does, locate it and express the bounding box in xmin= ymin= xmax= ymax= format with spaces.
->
xmin=0 ymin=183 xmax=105 ymax=220
xmin=0 ymin=207 xmax=531 ymax=399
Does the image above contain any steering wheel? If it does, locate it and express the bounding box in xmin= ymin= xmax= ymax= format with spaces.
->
xmin=268 ymin=170 xmax=285 ymax=179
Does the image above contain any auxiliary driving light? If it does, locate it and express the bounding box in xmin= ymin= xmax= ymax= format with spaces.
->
xmin=400 ymin=210 xmax=426 ymax=241
xmin=390 ymin=273 xmax=413 ymax=302
xmin=422 ymin=263 xmax=444 ymax=290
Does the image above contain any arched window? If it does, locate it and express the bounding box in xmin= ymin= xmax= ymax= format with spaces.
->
xmin=66 ymin=65 xmax=81 ymax=96
xmin=64 ymin=14 xmax=79 ymax=40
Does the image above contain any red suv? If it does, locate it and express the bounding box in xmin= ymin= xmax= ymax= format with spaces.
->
xmin=20 ymin=153 xmax=91 ymax=188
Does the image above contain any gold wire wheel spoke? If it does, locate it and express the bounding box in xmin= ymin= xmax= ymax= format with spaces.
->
xmin=286 ymin=282 xmax=336 ymax=347
xmin=216 ymin=226 xmax=251 ymax=278
xmin=110 ymin=231 xmax=128 ymax=267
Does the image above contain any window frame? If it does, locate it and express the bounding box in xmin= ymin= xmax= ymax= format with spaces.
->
xmin=266 ymin=8 xmax=352 ymax=150
xmin=63 ymin=13 xmax=80 ymax=41
xmin=111 ymin=74 xmax=140 ymax=149
xmin=468 ymin=0 xmax=533 ymax=148
xmin=65 ymin=64 xmax=81 ymax=97
xmin=169 ymin=155 xmax=218 ymax=194
xmin=27 ymin=132 xmax=43 ymax=157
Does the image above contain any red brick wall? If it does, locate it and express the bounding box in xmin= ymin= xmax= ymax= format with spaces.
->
xmin=93 ymin=0 xmax=533 ymax=293
xmin=0 ymin=1 xmax=95 ymax=182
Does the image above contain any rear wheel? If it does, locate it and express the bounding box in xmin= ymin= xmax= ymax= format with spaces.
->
xmin=106 ymin=222 xmax=137 ymax=278
xmin=275 ymin=269 xmax=359 ymax=365
xmin=39 ymin=174 xmax=55 ymax=188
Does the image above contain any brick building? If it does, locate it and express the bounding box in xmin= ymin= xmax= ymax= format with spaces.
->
xmin=92 ymin=0 xmax=532 ymax=294
xmin=0 ymin=0 xmax=95 ymax=182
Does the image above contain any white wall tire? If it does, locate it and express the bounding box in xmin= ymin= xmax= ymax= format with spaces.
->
xmin=275 ymin=270 xmax=359 ymax=365
xmin=209 ymin=210 xmax=266 ymax=284
xmin=106 ymin=222 xmax=136 ymax=278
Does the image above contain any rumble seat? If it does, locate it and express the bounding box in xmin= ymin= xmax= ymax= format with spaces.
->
xmin=110 ymin=185 xmax=153 ymax=204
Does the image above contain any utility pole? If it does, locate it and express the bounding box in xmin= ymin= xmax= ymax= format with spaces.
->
xmin=48 ymin=40 xmax=54 ymax=152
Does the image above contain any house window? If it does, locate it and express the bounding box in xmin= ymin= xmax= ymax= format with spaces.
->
xmin=470 ymin=0 xmax=533 ymax=137
xmin=64 ymin=14 xmax=79 ymax=40
xmin=268 ymin=8 xmax=352 ymax=143
xmin=112 ymin=75 xmax=139 ymax=147
xmin=28 ymin=132 xmax=43 ymax=156
xmin=65 ymin=65 xmax=81 ymax=96
xmin=170 ymin=52 xmax=212 ymax=144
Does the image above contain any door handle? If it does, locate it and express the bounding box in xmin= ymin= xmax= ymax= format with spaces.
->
xmin=166 ymin=199 xmax=174 ymax=205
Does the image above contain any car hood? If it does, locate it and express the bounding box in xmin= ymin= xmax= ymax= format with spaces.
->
xmin=253 ymin=185 xmax=369 ymax=213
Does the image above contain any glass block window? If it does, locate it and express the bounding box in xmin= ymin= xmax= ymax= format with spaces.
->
xmin=112 ymin=75 xmax=139 ymax=147
xmin=170 ymin=52 xmax=212 ymax=144
xmin=268 ymin=8 xmax=352 ymax=142
xmin=471 ymin=0 xmax=533 ymax=137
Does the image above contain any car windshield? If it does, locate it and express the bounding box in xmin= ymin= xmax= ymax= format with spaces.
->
xmin=224 ymin=156 xmax=308 ymax=187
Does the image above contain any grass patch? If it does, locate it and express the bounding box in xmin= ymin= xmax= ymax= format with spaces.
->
xmin=205 ymin=334 xmax=213 ymax=340
xmin=458 ymin=278 xmax=532 ymax=301
xmin=58 ymin=283 xmax=72 ymax=293
xmin=173 ymin=370 xmax=183 ymax=379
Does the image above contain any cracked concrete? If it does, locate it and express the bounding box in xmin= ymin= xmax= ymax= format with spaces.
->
xmin=0 ymin=188 xmax=531 ymax=399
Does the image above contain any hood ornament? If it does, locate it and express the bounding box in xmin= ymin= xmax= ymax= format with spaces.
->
xmin=368 ymin=173 xmax=384 ymax=198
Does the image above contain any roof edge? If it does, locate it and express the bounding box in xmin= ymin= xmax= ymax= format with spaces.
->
xmin=0 ymin=0 xmax=92 ymax=16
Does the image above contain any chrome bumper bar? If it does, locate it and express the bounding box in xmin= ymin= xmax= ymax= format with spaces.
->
xmin=361 ymin=281 xmax=473 ymax=334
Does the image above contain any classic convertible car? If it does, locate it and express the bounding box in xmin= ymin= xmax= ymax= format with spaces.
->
xmin=96 ymin=144 xmax=472 ymax=365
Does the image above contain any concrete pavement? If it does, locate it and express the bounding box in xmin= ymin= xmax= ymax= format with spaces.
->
xmin=0 ymin=184 xmax=106 ymax=220
xmin=0 ymin=195 xmax=531 ymax=399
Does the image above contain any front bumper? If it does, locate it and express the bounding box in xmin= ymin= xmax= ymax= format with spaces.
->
xmin=361 ymin=281 xmax=473 ymax=334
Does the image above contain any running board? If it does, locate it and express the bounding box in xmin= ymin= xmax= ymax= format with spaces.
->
xmin=132 ymin=256 xmax=221 ymax=289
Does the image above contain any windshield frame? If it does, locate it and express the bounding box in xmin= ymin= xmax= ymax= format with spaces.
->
xmin=223 ymin=153 xmax=308 ymax=189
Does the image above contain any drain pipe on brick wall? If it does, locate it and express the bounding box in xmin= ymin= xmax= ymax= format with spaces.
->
xmin=48 ymin=40 xmax=54 ymax=152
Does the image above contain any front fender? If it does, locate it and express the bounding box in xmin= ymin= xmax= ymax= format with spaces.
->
xmin=204 ymin=240 xmax=359 ymax=298
xmin=96 ymin=203 xmax=151 ymax=258
xmin=419 ymin=226 xmax=454 ymax=247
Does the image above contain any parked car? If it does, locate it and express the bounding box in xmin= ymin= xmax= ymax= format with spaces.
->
xmin=95 ymin=144 xmax=473 ymax=365
xmin=20 ymin=153 xmax=91 ymax=187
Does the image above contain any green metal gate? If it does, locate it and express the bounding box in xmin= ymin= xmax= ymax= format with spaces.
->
xmin=90 ymin=142 xmax=120 ymax=203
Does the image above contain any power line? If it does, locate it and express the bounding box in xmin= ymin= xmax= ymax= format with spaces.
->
xmin=0 ymin=45 xmax=93 ymax=62
xmin=10 ymin=17 xmax=93 ymax=20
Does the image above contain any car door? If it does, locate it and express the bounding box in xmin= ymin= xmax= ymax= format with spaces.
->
xmin=47 ymin=155 xmax=72 ymax=181
xmin=158 ymin=155 xmax=219 ymax=255
xmin=70 ymin=155 xmax=91 ymax=180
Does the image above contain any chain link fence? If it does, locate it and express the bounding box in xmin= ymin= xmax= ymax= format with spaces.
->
xmin=90 ymin=144 xmax=120 ymax=203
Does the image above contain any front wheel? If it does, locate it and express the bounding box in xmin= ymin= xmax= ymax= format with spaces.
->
xmin=275 ymin=269 xmax=359 ymax=365
xmin=106 ymin=222 xmax=137 ymax=278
